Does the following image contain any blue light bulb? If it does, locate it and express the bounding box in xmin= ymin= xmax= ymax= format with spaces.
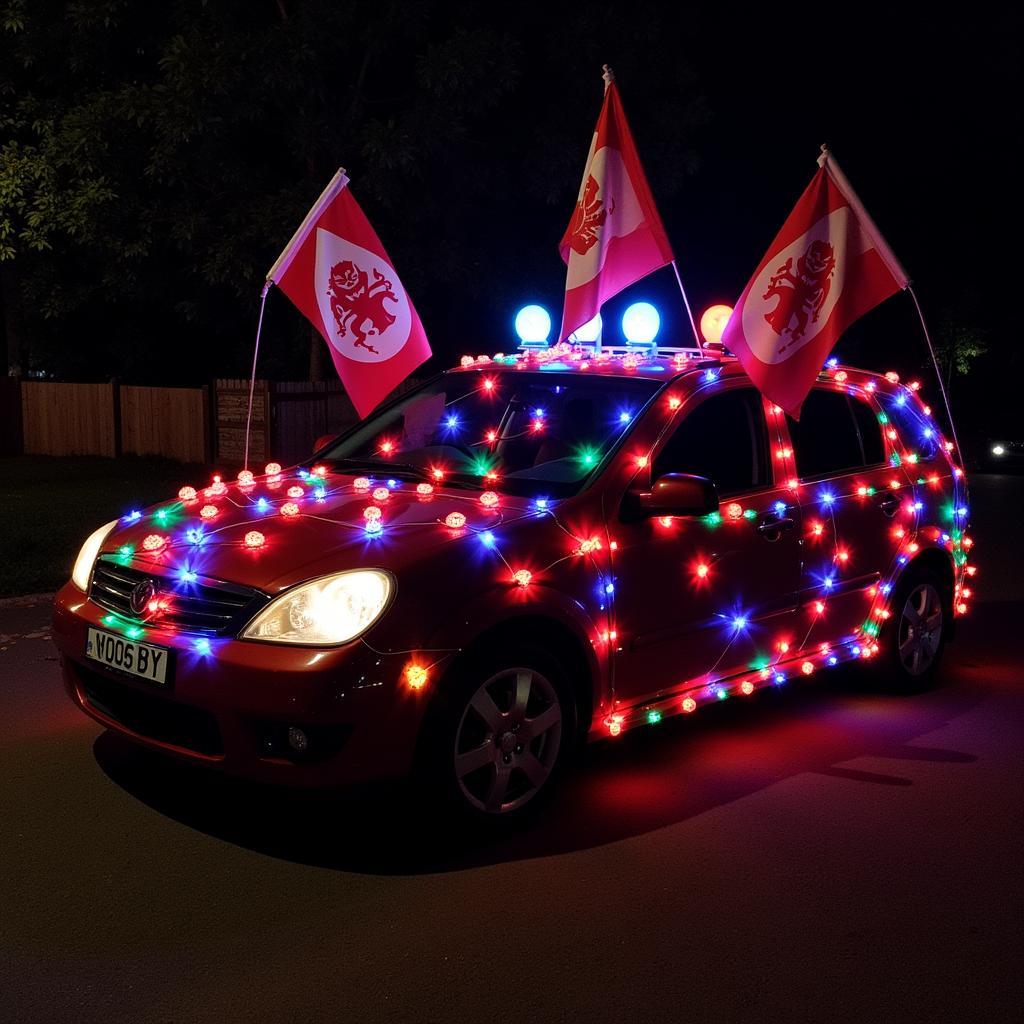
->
xmin=514 ymin=304 xmax=552 ymax=346
xmin=621 ymin=302 xmax=660 ymax=345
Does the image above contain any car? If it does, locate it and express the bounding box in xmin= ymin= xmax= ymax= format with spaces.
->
xmin=52 ymin=341 xmax=975 ymax=820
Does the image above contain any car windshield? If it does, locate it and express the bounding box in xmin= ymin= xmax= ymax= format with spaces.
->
xmin=315 ymin=370 xmax=662 ymax=498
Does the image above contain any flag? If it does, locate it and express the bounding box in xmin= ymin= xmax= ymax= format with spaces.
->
xmin=557 ymin=72 xmax=674 ymax=343
xmin=268 ymin=170 xmax=431 ymax=419
xmin=721 ymin=148 xmax=909 ymax=418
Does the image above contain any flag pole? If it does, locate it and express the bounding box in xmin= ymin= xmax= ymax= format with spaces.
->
xmin=243 ymin=281 xmax=271 ymax=471
xmin=818 ymin=144 xmax=963 ymax=465
xmin=906 ymin=283 xmax=965 ymax=466
xmin=602 ymin=65 xmax=703 ymax=355
xmin=243 ymin=167 xmax=349 ymax=470
xmin=670 ymin=260 xmax=703 ymax=355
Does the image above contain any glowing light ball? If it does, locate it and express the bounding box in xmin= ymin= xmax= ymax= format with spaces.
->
xmin=280 ymin=502 xmax=300 ymax=518
xmin=265 ymin=462 xmax=282 ymax=477
xmin=200 ymin=504 xmax=218 ymax=520
xmin=444 ymin=511 xmax=466 ymax=529
xmin=416 ymin=483 xmax=434 ymax=496
xmin=244 ymin=530 xmax=265 ymax=549
xmin=514 ymin=304 xmax=552 ymax=346
xmin=178 ymin=486 xmax=197 ymax=502
xmin=405 ymin=663 xmax=428 ymax=690
xmin=480 ymin=491 xmax=499 ymax=508
xmin=621 ymin=302 xmax=660 ymax=345
xmin=237 ymin=470 xmax=255 ymax=487
xmin=568 ymin=313 xmax=602 ymax=344
xmin=372 ymin=487 xmax=390 ymax=502
xmin=142 ymin=534 xmax=166 ymax=552
xmin=699 ymin=304 xmax=733 ymax=346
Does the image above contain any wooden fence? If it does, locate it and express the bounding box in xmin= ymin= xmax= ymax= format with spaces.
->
xmin=4 ymin=376 xmax=426 ymax=465
xmin=121 ymin=385 xmax=210 ymax=464
xmin=21 ymin=381 xmax=117 ymax=456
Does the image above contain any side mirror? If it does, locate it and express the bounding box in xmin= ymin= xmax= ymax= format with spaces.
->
xmin=622 ymin=472 xmax=719 ymax=521
xmin=313 ymin=433 xmax=338 ymax=455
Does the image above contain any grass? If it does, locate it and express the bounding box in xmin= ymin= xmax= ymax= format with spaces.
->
xmin=0 ymin=455 xmax=207 ymax=598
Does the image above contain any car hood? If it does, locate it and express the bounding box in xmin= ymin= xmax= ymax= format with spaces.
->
xmin=100 ymin=470 xmax=541 ymax=595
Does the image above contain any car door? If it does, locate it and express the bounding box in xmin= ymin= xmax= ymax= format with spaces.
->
xmin=786 ymin=387 xmax=906 ymax=643
xmin=612 ymin=384 xmax=804 ymax=707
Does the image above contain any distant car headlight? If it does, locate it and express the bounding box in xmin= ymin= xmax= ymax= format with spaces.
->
xmin=241 ymin=570 xmax=393 ymax=645
xmin=991 ymin=443 xmax=1005 ymax=456
xmin=71 ymin=520 xmax=118 ymax=592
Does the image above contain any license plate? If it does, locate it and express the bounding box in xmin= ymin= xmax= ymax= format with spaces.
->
xmin=85 ymin=627 xmax=172 ymax=686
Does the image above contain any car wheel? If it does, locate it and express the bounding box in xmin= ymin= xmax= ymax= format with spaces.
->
xmin=424 ymin=645 xmax=576 ymax=822
xmin=875 ymin=568 xmax=950 ymax=691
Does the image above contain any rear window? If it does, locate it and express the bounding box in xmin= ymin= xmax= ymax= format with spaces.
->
xmin=788 ymin=389 xmax=885 ymax=480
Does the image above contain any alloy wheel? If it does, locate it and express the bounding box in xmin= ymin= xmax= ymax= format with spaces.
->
xmin=453 ymin=667 xmax=563 ymax=814
xmin=898 ymin=582 xmax=944 ymax=677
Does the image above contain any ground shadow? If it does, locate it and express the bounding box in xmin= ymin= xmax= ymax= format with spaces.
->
xmin=93 ymin=603 xmax=1019 ymax=876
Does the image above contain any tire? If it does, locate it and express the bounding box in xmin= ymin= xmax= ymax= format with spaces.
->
xmin=874 ymin=567 xmax=951 ymax=692
xmin=419 ymin=642 xmax=577 ymax=824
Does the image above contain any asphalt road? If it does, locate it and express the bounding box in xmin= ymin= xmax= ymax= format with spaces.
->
xmin=2 ymin=475 xmax=1022 ymax=1024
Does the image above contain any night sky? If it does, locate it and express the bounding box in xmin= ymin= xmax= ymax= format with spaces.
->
xmin=4 ymin=4 xmax=1019 ymax=438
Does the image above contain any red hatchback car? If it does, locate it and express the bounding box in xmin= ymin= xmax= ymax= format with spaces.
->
xmin=53 ymin=343 xmax=974 ymax=819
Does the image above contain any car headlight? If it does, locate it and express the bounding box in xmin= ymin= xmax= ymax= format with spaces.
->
xmin=991 ymin=443 xmax=1005 ymax=456
xmin=72 ymin=520 xmax=118 ymax=592
xmin=241 ymin=570 xmax=392 ymax=646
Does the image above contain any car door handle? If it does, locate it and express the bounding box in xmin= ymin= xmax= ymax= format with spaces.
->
xmin=877 ymin=495 xmax=901 ymax=517
xmin=757 ymin=515 xmax=795 ymax=539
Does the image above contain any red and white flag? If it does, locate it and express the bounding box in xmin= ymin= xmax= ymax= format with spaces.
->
xmin=558 ymin=73 xmax=674 ymax=343
xmin=268 ymin=170 xmax=431 ymax=418
xmin=721 ymin=148 xmax=909 ymax=418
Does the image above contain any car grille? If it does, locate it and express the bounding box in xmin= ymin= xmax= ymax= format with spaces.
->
xmin=77 ymin=663 xmax=223 ymax=756
xmin=90 ymin=557 xmax=268 ymax=636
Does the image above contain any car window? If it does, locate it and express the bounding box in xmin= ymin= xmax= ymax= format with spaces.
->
xmin=654 ymin=388 xmax=770 ymax=496
xmin=788 ymin=389 xmax=880 ymax=479
xmin=849 ymin=393 xmax=885 ymax=466
xmin=317 ymin=371 xmax=661 ymax=499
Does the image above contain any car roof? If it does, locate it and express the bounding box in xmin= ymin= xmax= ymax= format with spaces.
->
xmin=445 ymin=344 xmax=901 ymax=395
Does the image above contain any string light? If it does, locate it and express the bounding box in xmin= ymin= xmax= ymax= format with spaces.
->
xmin=92 ymin=356 xmax=967 ymax=742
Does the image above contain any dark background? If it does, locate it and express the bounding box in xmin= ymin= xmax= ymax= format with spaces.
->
xmin=1 ymin=2 xmax=1019 ymax=441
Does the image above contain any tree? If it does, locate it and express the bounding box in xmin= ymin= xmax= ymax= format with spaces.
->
xmin=0 ymin=1 xmax=708 ymax=383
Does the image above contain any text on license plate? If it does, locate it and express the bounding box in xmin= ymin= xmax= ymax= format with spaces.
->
xmin=85 ymin=627 xmax=171 ymax=686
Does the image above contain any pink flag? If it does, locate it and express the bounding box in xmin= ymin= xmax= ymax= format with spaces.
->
xmin=721 ymin=149 xmax=909 ymax=418
xmin=558 ymin=76 xmax=674 ymax=343
xmin=269 ymin=171 xmax=431 ymax=419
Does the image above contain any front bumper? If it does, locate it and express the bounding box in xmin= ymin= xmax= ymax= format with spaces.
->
xmin=52 ymin=582 xmax=428 ymax=787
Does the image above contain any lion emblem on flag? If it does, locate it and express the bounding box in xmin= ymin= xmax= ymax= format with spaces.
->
xmin=567 ymin=174 xmax=615 ymax=256
xmin=762 ymin=240 xmax=837 ymax=353
xmin=326 ymin=259 xmax=397 ymax=356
